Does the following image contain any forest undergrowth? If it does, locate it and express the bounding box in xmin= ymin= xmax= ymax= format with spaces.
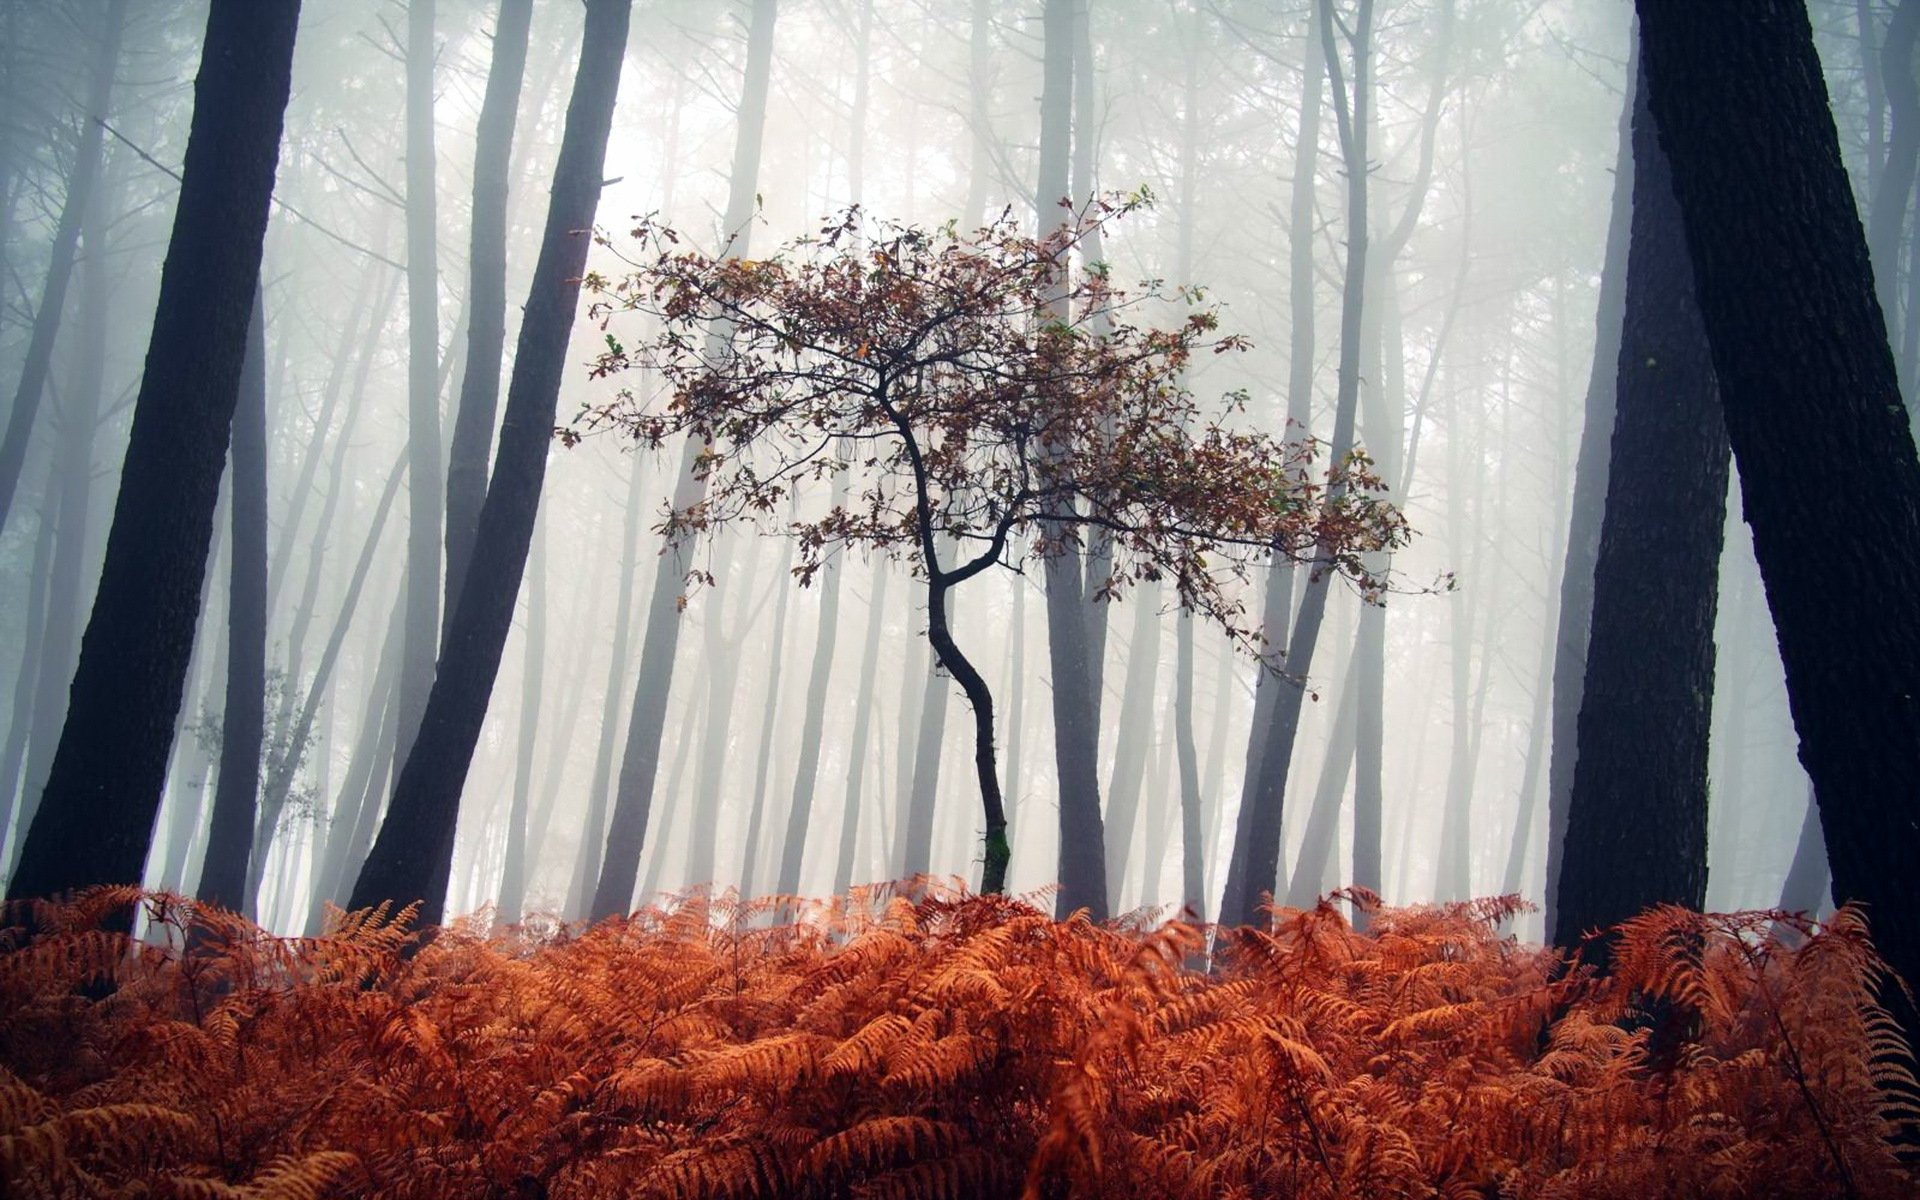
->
xmin=2 ymin=883 xmax=1917 ymax=1199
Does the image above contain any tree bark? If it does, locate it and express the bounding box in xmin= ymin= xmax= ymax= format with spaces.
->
xmin=1633 ymin=0 xmax=1920 ymax=1030
xmin=350 ymin=0 xmax=631 ymax=926
xmin=1544 ymin=52 xmax=1634 ymax=936
xmin=6 ymin=0 xmax=299 ymax=908
xmin=494 ymin=511 xmax=545 ymax=924
xmin=1554 ymin=41 xmax=1732 ymax=954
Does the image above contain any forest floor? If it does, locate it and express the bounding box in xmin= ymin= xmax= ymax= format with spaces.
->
xmin=2 ymin=884 xmax=1916 ymax=1199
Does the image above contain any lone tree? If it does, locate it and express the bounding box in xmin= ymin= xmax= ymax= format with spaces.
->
xmin=577 ymin=199 xmax=1407 ymax=898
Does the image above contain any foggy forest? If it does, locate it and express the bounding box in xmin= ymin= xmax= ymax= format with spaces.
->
xmin=2 ymin=0 xmax=1919 ymax=1196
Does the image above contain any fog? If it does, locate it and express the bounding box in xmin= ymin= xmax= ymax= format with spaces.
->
xmin=2 ymin=0 xmax=1855 ymax=943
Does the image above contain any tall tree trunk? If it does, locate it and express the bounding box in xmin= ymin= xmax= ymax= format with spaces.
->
xmin=445 ymin=0 xmax=535 ymax=635
xmin=350 ymin=0 xmax=632 ymax=926
xmin=1102 ymin=583 xmax=1162 ymax=912
xmin=1285 ymin=654 xmax=1360 ymax=909
xmin=1 ymin=160 xmax=117 ymax=870
xmin=738 ymin=526 xmax=796 ymax=898
xmin=250 ymin=454 xmax=406 ymax=912
xmin=777 ymin=478 xmax=846 ymax=897
xmin=1220 ymin=0 xmax=1371 ymax=930
xmin=0 ymin=0 xmax=126 ymax=534
xmin=591 ymin=0 xmax=777 ymax=924
xmin=1777 ymin=786 xmax=1830 ymax=917
xmin=6 ymin=0 xmax=299 ymax=908
xmin=494 ymin=511 xmax=545 ymax=924
xmin=1634 ymin=0 xmax=1920 ymax=1034
xmin=197 ymin=290 xmax=270 ymax=914
xmin=1036 ymin=0 xmax=1107 ymax=920
xmin=1553 ymin=49 xmax=1729 ymax=955
xmin=1544 ymin=54 xmax=1634 ymax=936
xmin=570 ymin=458 xmax=648 ymax=918
xmin=398 ymin=0 xmax=445 ymax=771
xmin=306 ymin=591 xmax=404 ymax=933
xmin=1236 ymin=0 xmax=1324 ymax=853
xmin=900 ymin=639 xmax=951 ymax=879
xmin=832 ymin=560 xmax=889 ymax=894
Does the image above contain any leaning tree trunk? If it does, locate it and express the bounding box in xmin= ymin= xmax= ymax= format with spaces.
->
xmin=6 ymin=0 xmax=300 ymax=908
xmin=1554 ymin=57 xmax=1729 ymax=955
xmin=1544 ymin=53 xmax=1633 ymax=936
xmin=197 ymin=290 xmax=271 ymax=915
xmin=350 ymin=0 xmax=632 ymax=927
xmin=590 ymin=0 xmax=778 ymax=924
xmin=1633 ymin=0 xmax=1920 ymax=1041
xmin=445 ymin=0 xmax=535 ymax=635
xmin=494 ymin=513 xmax=546 ymax=925
xmin=0 ymin=0 xmax=126 ymax=534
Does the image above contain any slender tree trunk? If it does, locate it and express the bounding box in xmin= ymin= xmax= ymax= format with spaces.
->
xmin=0 ymin=479 xmax=56 ymax=866
xmin=901 ymin=635 xmax=951 ymax=879
xmin=925 ymin=571 xmax=1009 ymax=894
xmin=306 ymin=592 xmax=404 ymax=933
xmin=1102 ymin=583 xmax=1162 ymax=912
xmin=1285 ymin=654 xmax=1360 ymax=909
xmin=198 ymin=290 xmax=270 ymax=914
xmin=1034 ymin=0 xmax=1107 ymax=920
xmin=494 ymin=512 xmax=545 ymax=924
xmin=250 ymin=454 xmax=406 ymax=912
xmin=1553 ymin=50 xmax=1729 ymax=954
xmin=1233 ymin=0 xmax=1322 ymax=904
xmin=591 ymin=0 xmax=777 ymax=924
xmin=832 ymin=560 xmax=889 ymax=895
xmin=397 ymin=0 xmax=445 ymax=774
xmin=0 ymin=0 xmax=126 ymax=534
xmin=1544 ymin=54 xmax=1634 ymax=935
xmin=569 ymin=457 xmax=648 ymax=917
xmin=445 ymin=0 xmax=535 ymax=635
xmin=777 ymin=476 xmax=846 ymax=897
xmin=1220 ymin=0 xmax=1371 ymax=930
xmin=739 ymin=527 xmax=796 ymax=898
xmin=350 ymin=0 xmax=632 ymax=926
xmin=6 ymin=0 xmax=299 ymax=908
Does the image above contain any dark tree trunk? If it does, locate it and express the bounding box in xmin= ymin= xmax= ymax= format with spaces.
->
xmin=197 ymin=290 xmax=270 ymax=914
xmin=1634 ymin=0 xmax=1920 ymax=1030
xmin=445 ymin=0 xmax=535 ymax=636
xmin=6 ymin=0 xmax=299 ymax=907
xmin=1544 ymin=55 xmax=1634 ymax=936
xmin=1554 ymin=48 xmax=1731 ymax=954
xmin=591 ymin=0 xmax=777 ymax=924
xmin=0 ymin=0 xmax=126 ymax=533
xmin=350 ymin=0 xmax=632 ymax=926
xmin=1777 ymin=786 xmax=1830 ymax=918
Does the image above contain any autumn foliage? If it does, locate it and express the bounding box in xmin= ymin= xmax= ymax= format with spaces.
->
xmin=3 ymin=885 xmax=1916 ymax=1199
